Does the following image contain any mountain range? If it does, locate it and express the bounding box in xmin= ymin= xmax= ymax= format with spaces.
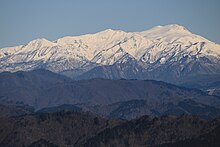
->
xmin=1 ymin=24 xmax=220 ymax=93
xmin=1 ymin=24 xmax=220 ymax=146
xmin=0 ymin=69 xmax=220 ymax=119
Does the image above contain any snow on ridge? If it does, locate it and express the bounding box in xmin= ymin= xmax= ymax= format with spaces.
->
xmin=0 ymin=24 xmax=220 ymax=73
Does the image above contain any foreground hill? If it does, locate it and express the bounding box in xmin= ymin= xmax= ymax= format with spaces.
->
xmin=0 ymin=110 xmax=219 ymax=147
xmin=84 ymin=115 xmax=220 ymax=147
xmin=0 ymin=111 xmax=121 ymax=147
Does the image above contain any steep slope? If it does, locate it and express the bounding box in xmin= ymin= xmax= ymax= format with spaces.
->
xmin=0 ymin=24 xmax=220 ymax=84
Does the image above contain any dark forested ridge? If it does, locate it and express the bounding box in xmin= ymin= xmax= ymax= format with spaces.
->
xmin=0 ymin=109 xmax=219 ymax=147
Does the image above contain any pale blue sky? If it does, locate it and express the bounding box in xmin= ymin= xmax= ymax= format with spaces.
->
xmin=0 ymin=0 xmax=220 ymax=48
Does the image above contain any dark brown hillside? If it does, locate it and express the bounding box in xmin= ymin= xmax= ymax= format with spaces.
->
xmin=0 ymin=111 xmax=121 ymax=147
xmin=0 ymin=109 xmax=219 ymax=147
xmin=83 ymin=115 xmax=220 ymax=147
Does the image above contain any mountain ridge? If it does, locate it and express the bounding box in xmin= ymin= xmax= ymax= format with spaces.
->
xmin=1 ymin=24 xmax=220 ymax=81
xmin=1 ymin=69 xmax=220 ymax=120
xmin=1 ymin=24 xmax=220 ymax=96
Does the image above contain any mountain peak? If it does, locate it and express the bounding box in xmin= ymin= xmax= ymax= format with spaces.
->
xmin=165 ymin=24 xmax=189 ymax=31
xmin=26 ymin=38 xmax=54 ymax=47
xmin=99 ymin=28 xmax=125 ymax=34
xmin=29 ymin=38 xmax=50 ymax=43
xmin=148 ymin=24 xmax=189 ymax=33
xmin=103 ymin=28 xmax=116 ymax=32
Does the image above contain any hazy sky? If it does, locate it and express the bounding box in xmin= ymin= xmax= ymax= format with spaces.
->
xmin=0 ymin=0 xmax=220 ymax=48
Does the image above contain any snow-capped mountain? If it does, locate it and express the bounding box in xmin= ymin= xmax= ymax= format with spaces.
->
xmin=0 ymin=24 xmax=220 ymax=83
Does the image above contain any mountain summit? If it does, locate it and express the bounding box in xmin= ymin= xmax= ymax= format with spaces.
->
xmin=0 ymin=24 xmax=220 ymax=84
